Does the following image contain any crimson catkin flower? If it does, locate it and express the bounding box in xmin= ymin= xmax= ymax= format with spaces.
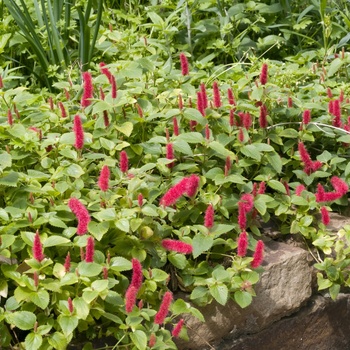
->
xmin=190 ymin=120 xmax=197 ymax=131
xmin=99 ymin=62 xmax=117 ymax=98
xmin=186 ymin=174 xmax=200 ymax=197
xmin=259 ymin=63 xmax=268 ymax=85
xmin=138 ymin=193 xmax=143 ymax=207
xmin=48 ymin=97 xmax=54 ymax=110
xmin=197 ymin=91 xmax=205 ymax=116
xmin=125 ymin=285 xmax=137 ymax=313
xmin=130 ymin=258 xmax=143 ymax=291
xmin=229 ymin=109 xmax=235 ymax=127
xmin=120 ymin=150 xmax=129 ymax=173
xmin=73 ymin=115 xmax=84 ymax=150
xmin=251 ymin=240 xmax=264 ymax=268
xmin=149 ymin=333 xmax=157 ymax=348
xmin=259 ymin=104 xmax=268 ymax=128
xmin=204 ymin=204 xmax=214 ymax=229
xmin=33 ymin=231 xmax=44 ymax=262
xmin=298 ymin=142 xmax=322 ymax=174
xmin=238 ymin=194 xmax=254 ymax=230
xmin=103 ymin=266 xmax=108 ymax=279
xmin=64 ymin=88 xmax=70 ymax=100
xmin=68 ymin=198 xmax=91 ymax=235
xmin=200 ymin=83 xmax=208 ymax=109
xmin=7 ymin=109 xmax=13 ymax=126
xmin=327 ymin=87 xmax=333 ymax=98
xmin=103 ymin=110 xmax=109 ymax=127
xmin=166 ymin=143 xmax=175 ymax=168
xmin=288 ymin=97 xmax=293 ymax=108
xmin=332 ymin=99 xmax=342 ymax=127
xmin=58 ymin=102 xmax=67 ymax=118
xmin=242 ymin=112 xmax=252 ymax=129
xmin=205 ymin=124 xmax=210 ymax=140
xmin=320 ymin=206 xmax=330 ymax=225
xmin=64 ymin=252 xmax=71 ymax=272
xmin=173 ymin=117 xmax=179 ymax=136
xmin=81 ymin=71 xmax=93 ymax=108
xmin=315 ymin=177 xmax=348 ymax=202
xmin=227 ymin=88 xmax=235 ymax=105
xmin=302 ymin=110 xmax=311 ymax=125
xmin=238 ymin=128 xmax=244 ymax=142
xmin=258 ymin=181 xmax=266 ymax=195
xmin=85 ymin=236 xmax=95 ymax=263
xmin=179 ymin=53 xmax=189 ymax=76
xmin=161 ymin=239 xmax=193 ymax=254
xmin=159 ymin=178 xmax=188 ymax=206
xmin=237 ymin=231 xmax=248 ymax=257
xmin=172 ymin=319 xmax=184 ymax=338
xmin=295 ymin=184 xmax=306 ymax=196
xmin=178 ymin=94 xmax=183 ymax=110
xmin=213 ymin=81 xmax=221 ymax=108
xmin=154 ymin=291 xmax=173 ymax=324
xmin=68 ymin=297 xmax=74 ymax=314
xmin=98 ymin=165 xmax=110 ymax=191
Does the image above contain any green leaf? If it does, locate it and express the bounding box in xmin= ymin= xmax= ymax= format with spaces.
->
xmin=130 ymin=330 xmax=147 ymax=350
xmin=0 ymin=234 xmax=15 ymax=248
xmin=49 ymin=217 xmax=68 ymax=229
xmin=211 ymin=224 xmax=235 ymax=237
xmin=77 ymin=262 xmax=102 ymax=277
xmin=66 ymin=164 xmax=85 ymax=178
xmin=327 ymin=58 xmax=343 ymax=77
xmin=0 ymin=152 xmax=12 ymax=171
xmin=151 ymin=268 xmax=169 ymax=282
xmin=43 ymin=236 xmax=70 ymax=247
xmin=209 ymin=141 xmax=233 ymax=159
xmin=317 ymin=273 xmax=333 ymax=290
xmin=102 ymin=312 xmax=122 ymax=324
xmin=173 ymin=139 xmax=193 ymax=156
xmin=25 ymin=333 xmax=43 ymax=350
xmin=115 ymin=122 xmax=133 ymax=137
xmin=88 ymin=221 xmax=109 ymax=241
xmin=73 ymin=297 xmax=90 ymax=320
xmin=190 ymin=286 xmax=209 ymax=300
xmin=141 ymin=205 xmax=158 ymax=217
xmin=267 ymin=152 xmax=282 ymax=173
xmin=58 ymin=315 xmax=78 ymax=337
xmin=93 ymin=208 xmax=116 ymax=221
xmin=234 ymin=290 xmax=252 ymax=308
xmin=329 ymin=283 xmax=340 ymax=300
xmin=110 ymin=257 xmax=132 ymax=271
xmin=177 ymin=132 xmax=204 ymax=143
xmin=30 ymin=290 xmax=50 ymax=309
xmin=168 ymin=253 xmax=187 ymax=269
xmin=241 ymin=145 xmax=261 ymax=161
xmin=115 ymin=218 xmax=130 ymax=232
xmin=268 ymin=180 xmax=287 ymax=194
xmin=0 ymin=172 xmax=19 ymax=187
xmin=192 ymin=234 xmax=214 ymax=258
xmin=209 ymin=284 xmax=228 ymax=306
xmin=48 ymin=332 xmax=68 ymax=350
xmin=6 ymin=311 xmax=36 ymax=330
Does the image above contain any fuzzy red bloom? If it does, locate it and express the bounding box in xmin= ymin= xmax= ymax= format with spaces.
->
xmin=229 ymin=109 xmax=235 ymax=127
xmin=100 ymin=87 xmax=105 ymax=100
xmin=103 ymin=110 xmax=109 ymax=127
xmin=99 ymin=62 xmax=112 ymax=80
xmin=166 ymin=143 xmax=175 ymax=168
xmin=81 ymin=71 xmax=93 ymax=108
xmin=328 ymin=100 xmax=334 ymax=115
xmin=179 ymin=53 xmax=189 ymax=76
xmin=130 ymin=258 xmax=143 ymax=291
xmin=320 ymin=206 xmax=330 ymax=226
xmin=298 ymin=142 xmax=322 ymax=174
xmin=327 ymin=87 xmax=333 ymax=98
xmin=315 ymin=177 xmax=348 ymax=202
xmin=111 ymin=75 xmax=117 ymax=99
xmin=237 ymin=231 xmax=248 ymax=257
xmin=85 ymin=236 xmax=95 ymax=263
xmin=331 ymin=176 xmax=348 ymax=195
xmin=190 ymin=120 xmax=197 ymax=131
xmin=339 ymin=90 xmax=344 ymax=103
xmin=161 ymin=239 xmax=193 ymax=254
xmin=332 ymin=99 xmax=342 ymax=127
xmin=238 ymin=194 xmax=254 ymax=230
xmin=258 ymin=181 xmax=266 ymax=195
xmin=242 ymin=113 xmax=252 ymax=129
xmin=197 ymin=91 xmax=205 ymax=117
xmin=120 ymin=150 xmax=129 ymax=173
xmin=33 ymin=271 xmax=39 ymax=288
xmin=0 ymin=76 xmax=3 ymax=89
xmin=227 ymin=88 xmax=235 ymax=105
xmin=238 ymin=127 xmax=244 ymax=142
xmin=212 ymin=81 xmax=221 ymax=108
xmin=160 ymin=178 xmax=188 ymax=206
xmin=125 ymin=285 xmax=138 ymax=313
xmin=58 ymin=102 xmax=67 ymax=118
xmin=172 ymin=319 xmax=184 ymax=338
xmin=48 ymin=97 xmax=54 ymax=110
xmin=205 ymin=124 xmax=210 ymax=140
xmin=73 ymin=115 xmax=84 ymax=150
xmin=288 ymin=97 xmax=293 ymax=108
xmin=251 ymin=240 xmax=264 ymax=268
xmin=204 ymin=204 xmax=214 ymax=229
xmin=295 ymin=184 xmax=306 ymax=196
xmin=302 ymin=110 xmax=311 ymax=125
xmin=155 ymin=291 xmax=173 ymax=324
xmin=7 ymin=109 xmax=13 ymax=126
xmin=259 ymin=104 xmax=268 ymax=128
xmin=33 ymin=231 xmax=44 ymax=262
xmin=64 ymin=88 xmax=70 ymax=100
xmin=149 ymin=333 xmax=157 ymax=348
xmin=173 ymin=117 xmax=179 ymax=136
xmin=68 ymin=297 xmax=74 ymax=314
xmin=225 ymin=156 xmax=231 ymax=174
xmin=136 ymin=103 xmax=143 ymax=118
xmin=259 ymin=63 xmax=268 ymax=85
xmin=103 ymin=266 xmax=108 ymax=279
xmin=241 ymin=193 xmax=254 ymax=212
xmin=200 ymin=83 xmax=208 ymax=109
xmin=186 ymin=174 xmax=200 ymax=197
xmin=68 ymin=198 xmax=91 ymax=235
xmin=98 ymin=165 xmax=110 ymax=192
xmin=64 ymin=252 xmax=71 ymax=273
xmin=283 ymin=181 xmax=291 ymax=196
xmin=138 ymin=193 xmax=143 ymax=207
xmin=252 ymin=183 xmax=258 ymax=197
xmin=178 ymin=94 xmax=183 ymax=110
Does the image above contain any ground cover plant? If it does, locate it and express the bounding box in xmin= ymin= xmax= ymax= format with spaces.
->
xmin=1 ymin=0 xmax=350 ymax=349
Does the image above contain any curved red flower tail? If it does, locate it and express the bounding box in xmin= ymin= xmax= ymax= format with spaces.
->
xmin=204 ymin=204 xmax=214 ymax=229
xmin=64 ymin=252 xmax=71 ymax=273
xmin=68 ymin=198 xmax=91 ymax=235
xmin=81 ymin=71 xmax=93 ymax=108
xmin=251 ymin=240 xmax=264 ymax=268
xmin=166 ymin=143 xmax=175 ymax=168
xmin=125 ymin=285 xmax=138 ymax=313
xmin=161 ymin=239 xmax=193 ymax=254
xmin=179 ymin=53 xmax=189 ymax=76
xmin=212 ymin=81 xmax=221 ymax=108
xmin=159 ymin=178 xmax=188 ymax=206
xmin=85 ymin=236 xmax=95 ymax=263
xmin=33 ymin=230 xmax=44 ymax=262
xmin=130 ymin=258 xmax=143 ymax=291
xmin=302 ymin=109 xmax=311 ymax=125
xmin=154 ymin=291 xmax=173 ymax=324
xmin=172 ymin=319 xmax=184 ymax=338
xmin=259 ymin=63 xmax=268 ymax=85
xmin=295 ymin=184 xmax=306 ymax=196
xmin=237 ymin=231 xmax=248 ymax=257
xmin=120 ymin=150 xmax=129 ymax=173
xmin=185 ymin=174 xmax=200 ymax=198
xmin=320 ymin=206 xmax=330 ymax=226
xmin=73 ymin=115 xmax=84 ymax=150
xmin=200 ymin=83 xmax=208 ymax=109
xmin=98 ymin=165 xmax=110 ymax=191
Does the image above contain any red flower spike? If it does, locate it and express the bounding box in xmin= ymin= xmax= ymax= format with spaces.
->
xmin=259 ymin=63 xmax=268 ymax=85
xmin=179 ymin=53 xmax=189 ymax=76
xmin=149 ymin=334 xmax=157 ymax=348
xmin=328 ymin=100 xmax=334 ymax=114
xmin=229 ymin=109 xmax=235 ymax=127
xmin=252 ymin=183 xmax=258 ymax=197
xmin=321 ymin=206 xmax=330 ymax=226
xmin=68 ymin=198 xmax=91 ymax=235
xmin=212 ymin=81 xmax=221 ymax=108
xmin=81 ymin=71 xmax=93 ymax=108
xmin=125 ymin=285 xmax=138 ymax=313
xmin=103 ymin=110 xmax=109 ymax=127
xmin=237 ymin=231 xmax=248 ymax=257
xmin=68 ymin=297 xmax=74 ymax=314
xmin=154 ymin=291 xmax=173 ymax=324
xmin=283 ymin=181 xmax=291 ymax=196
xmin=238 ymin=202 xmax=247 ymax=231
xmin=98 ymin=165 xmax=110 ymax=192
xmin=225 ymin=156 xmax=231 ymax=174
xmin=298 ymin=142 xmax=322 ymax=175
xmin=58 ymin=102 xmax=67 ymax=118
xmin=161 ymin=239 xmax=193 ymax=254
xmin=295 ymin=184 xmax=306 ymax=196
xmin=178 ymin=94 xmax=183 ymax=110
xmin=327 ymin=87 xmax=333 ymax=98
xmin=33 ymin=271 xmax=39 ymax=288
xmin=64 ymin=88 xmax=70 ymax=100
xmin=258 ymin=181 xmax=266 ymax=195
xmin=33 ymin=231 xmax=44 ymax=262
xmin=227 ymin=88 xmax=235 ymax=105
xmin=130 ymin=258 xmax=143 ymax=291
xmin=64 ymin=252 xmax=71 ymax=273
xmin=173 ymin=117 xmax=179 ymax=136
xmin=100 ymin=87 xmax=105 ymax=100
xmin=251 ymin=240 xmax=264 ymax=268
xmin=332 ymin=99 xmax=342 ymax=127
xmin=0 ymin=76 xmax=3 ymax=89
xmin=160 ymin=178 xmax=188 ymax=206
xmin=73 ymin=115 xmax=84 ymax=150
xmin=339 ymin=90 xmax=344 ymax=103
xmin=138 ymin=193 xmax=143 ymax=207
xmin=190 ymin=120 xmax=197 ymax=131
xmin=186 ymin=174 xmax=200 ymax=197
xmin=172 ymin=319 xmax=184 ymax=338
xmin=111 ymin=75 xmax=117 ymax=99
xmin=242 ymin=112 xmax=252 ymax=129
xmin=204 ymin=204 xmax=214 ymax=229
xmin=238 ymin=128 xmax=244 ymax=142
xmin=288 ymin=97 xmax=293 ymax=108
xmin=166 ymin=143 xmax=175 ymax=168
xmin=48 ymin=97 xmax=54 ymax=110
xmin=85 ymin=236 xmax=95 ymax=263
xmin=136 ymin=103 xmax=143 ymax=118
xmin=330 ymin=176 xmax=348 ymax=196
xmin=259 ymin=104 xmax=268 ymax=128
xmin=120 ymin=150 xmax=129 ymax=173
xmin=7 ymin=109 xmax=13 ymax=126
xmin=205 ymin=124 xmax=210 ymax=140
xmin=197 ymin=91 xmax=205 ymax=117
xmin=302 ymin=110 xmax=311 ymax=125
xmin=200 ymin=83 xmax=208 ymax=109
